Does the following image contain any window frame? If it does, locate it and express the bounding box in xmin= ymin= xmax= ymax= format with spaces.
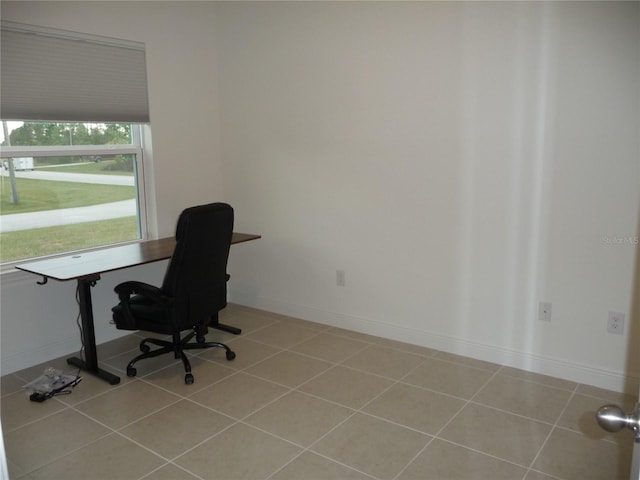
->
xmin=0 ymin=123 xmax=149 ymax=269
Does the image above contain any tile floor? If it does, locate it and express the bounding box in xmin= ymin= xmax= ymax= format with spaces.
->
xmin=1 ymin=304 xmax=636 ymax=480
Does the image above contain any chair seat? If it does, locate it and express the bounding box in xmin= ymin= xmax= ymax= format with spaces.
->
xmin=112 ymin=294 xmax=174 ymax=334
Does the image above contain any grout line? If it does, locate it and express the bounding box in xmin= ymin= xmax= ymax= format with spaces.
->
xmin=295 ymin=353 xmax=433 ymax=480
xmin=391 ymin=364 xmax=505 ymax=480
xmin=3 ymin=310 xmax=634 ymax=480
xmin=137 ymin=461 xmax=206 ymax=480
xmin=523 ymin=382 xmax=580 ymax=479
xmin=1 ymin=394 xmax=70 ymax=433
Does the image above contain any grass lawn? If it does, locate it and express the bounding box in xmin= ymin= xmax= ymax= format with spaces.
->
xmin=38 ymin=159 xmax=134 ymax=176
xmin=0 ymin=178 xmax=135 ymax=214
xmin=0 ymin=162 xmax=139 ymax=263
xmin=0 ymin=216 xmax=139 ymax=264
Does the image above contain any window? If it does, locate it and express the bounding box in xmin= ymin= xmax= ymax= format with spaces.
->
xmin=0 ymin=121 xmax=146 ymax=264
xmin=0 ymin=21 xmax=150 ymax=266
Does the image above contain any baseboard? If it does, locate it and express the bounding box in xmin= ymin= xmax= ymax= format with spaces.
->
xmin=6 ymin=291 xmax=637 ymax=394
xmin=230 ymin=292 xmax=640 ymax=395
xmin=1 ymin=326 xmax=130 ymax=377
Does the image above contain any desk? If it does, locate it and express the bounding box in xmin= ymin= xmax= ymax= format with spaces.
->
xmin=16 ymin=233 xmax=261 ymax=385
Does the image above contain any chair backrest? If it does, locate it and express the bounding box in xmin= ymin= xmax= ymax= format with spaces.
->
xmin=161 ymin=202 xmax=234 ymax=329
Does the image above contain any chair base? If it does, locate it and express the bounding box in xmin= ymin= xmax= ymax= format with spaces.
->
xmin=126 ymin=330 xmax=235 ymax=384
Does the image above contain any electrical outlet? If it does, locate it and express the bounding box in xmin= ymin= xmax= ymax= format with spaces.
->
xmin=336 ymin=270 xmax=346 ymax=287
xmin=538 ymin=302 xmax=552 ymax=321
xmin=607 ymin=311 xmax=625 ymax=335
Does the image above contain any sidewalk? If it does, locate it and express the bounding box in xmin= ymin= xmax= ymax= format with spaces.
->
xmin=0 ymin=199 xmax=137 ymax=233
xmin=1 ymin=170 xmax=134 ymax=186
xmin=0 ymin=169 xmax=137 ymax=233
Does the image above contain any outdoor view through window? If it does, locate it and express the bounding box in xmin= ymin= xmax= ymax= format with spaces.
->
xmin=0 ymin=121 xmax=143 ymax=265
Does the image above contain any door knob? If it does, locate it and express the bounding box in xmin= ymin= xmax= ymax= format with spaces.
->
xmin=596 ymin=403 xmax=640 ymax=442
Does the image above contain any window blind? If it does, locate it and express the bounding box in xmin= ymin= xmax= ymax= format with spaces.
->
xmin=1 ymin=21 xmax=149 ymax=123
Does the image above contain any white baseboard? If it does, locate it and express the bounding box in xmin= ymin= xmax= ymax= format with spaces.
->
xmin=1 ymin=338 xmax=79 ymax=377
xmin=6 ymin=291 xmax=637 ymax=395
xmin=230 ymin=292 xmax=640 ymax=395
xmin=1 ymin=327 xmax=130 ymax=377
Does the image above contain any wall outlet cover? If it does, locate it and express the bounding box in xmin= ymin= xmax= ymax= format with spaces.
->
xmin=607 ymin=311 xmax=625 ymax=335
xmin=538 ymin=302 xmax=552 ymax=322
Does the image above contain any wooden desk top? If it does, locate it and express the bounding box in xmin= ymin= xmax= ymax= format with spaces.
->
xmin=15 ymin=232 xmax=261 ymax=282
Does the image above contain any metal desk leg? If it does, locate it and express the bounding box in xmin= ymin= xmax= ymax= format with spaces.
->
xmin=66 ymin=276 xmax=120 ymax=385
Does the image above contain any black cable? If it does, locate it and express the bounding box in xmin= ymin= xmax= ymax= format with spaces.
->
xmin=75 ymin=283 xmax=85 ymax=367
xmin=29 ymin=376 xmax=83 ymax=402
xmin=26 ymin=286 xmax=84 ymax=403
xmin=72 ymin=283 xmax=83 ymax=380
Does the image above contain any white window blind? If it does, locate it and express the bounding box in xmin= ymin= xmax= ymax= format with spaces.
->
xmin=1 ymin=21 xmax=149 ymax=123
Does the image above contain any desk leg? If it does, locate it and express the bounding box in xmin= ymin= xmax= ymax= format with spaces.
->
xmin=210 ymin=318 xmax=242 ymax=335
xmin=66 ymin=277 xmax=120 ymax=385
xmin=209 ymin=284 xmax=241 ymax=335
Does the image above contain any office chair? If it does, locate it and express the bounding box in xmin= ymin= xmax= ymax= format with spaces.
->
xmin=111 ymin=202 xmax=236 ymax=384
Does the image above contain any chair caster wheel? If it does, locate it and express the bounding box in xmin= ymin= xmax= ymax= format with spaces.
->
xmin=140 ymin=344 xmax=150 ymax=353
xmin=226 ymin=350 xmax=236 ymax=361
xmin=196 ymin=335 xmax=206 ymax=344
xmin=127 ymin=366 xmax=137 ymax=377
xmin=185 ymin=373 xmax=194 ymax=385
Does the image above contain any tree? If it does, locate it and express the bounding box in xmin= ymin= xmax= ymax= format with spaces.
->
xmin=2 ymin=122 xmax=132 ymax=148
xmin=2 ymin=121 xmax=19 ymax=204
xmin=1 ymin=122 xmax=133 ymax=167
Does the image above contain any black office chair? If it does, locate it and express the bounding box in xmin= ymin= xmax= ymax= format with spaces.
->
xmin=111 ymin=202 xmax=236 ymax=384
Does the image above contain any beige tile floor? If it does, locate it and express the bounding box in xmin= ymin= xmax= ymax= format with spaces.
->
xmin=1 ymin=304 xmax=636 ymax=480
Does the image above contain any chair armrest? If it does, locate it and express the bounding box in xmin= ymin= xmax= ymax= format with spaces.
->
xmin=112 ymin=281 xmax=174 ymax=331
xmin=114 ymin=281 xmax=171 ymax=306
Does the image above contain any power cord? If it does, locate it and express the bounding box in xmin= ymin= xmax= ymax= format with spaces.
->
xmin=26 ymin=285 xmax=86 ymax=403
xmin=29 ymin=376 xmax=82 ymax=402
xmin=75 ymin=283 xmax=85 ymax=369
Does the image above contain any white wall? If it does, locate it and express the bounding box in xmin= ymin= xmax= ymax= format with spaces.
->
xmin=1 ymin=1 xmax=638 ymax=393
xmin=214 ymin=1 xmax=639 ymax=392
xmin=0 ymin=1 xmax=226 ymax=373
